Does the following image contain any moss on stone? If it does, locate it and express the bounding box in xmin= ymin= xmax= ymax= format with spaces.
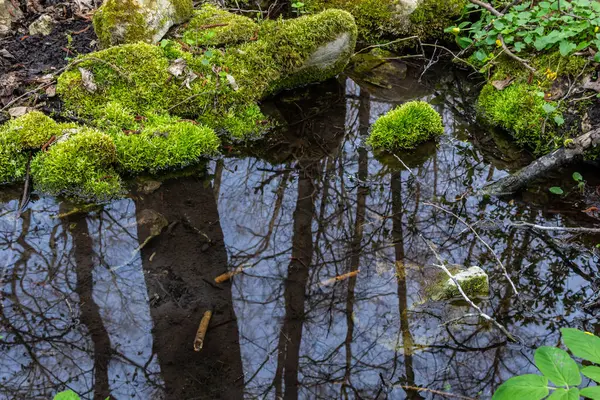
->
xmin=477 ymin=83 xmax=562 ymax=154
xmin=93 ymin=0 xmax=150 ymax=48
xmin=2 ymin=111 xmax=74 ymax=149
xmin=0 ymin=137 xmax=27 ymax=184
xmin=31 ymin=128 xmax=124 ymax=202
xmin=305 ymin=0 xmax=465 ymax=44
xmin=93 ymin=0 xmax=194 ymax=48
xmin=182 ymin=4 xmax=259 ymax=47
xmin=108 ymin=113 xmax=220 ymax=174
xmin=367 ymin=101 xmax=444 ymax=151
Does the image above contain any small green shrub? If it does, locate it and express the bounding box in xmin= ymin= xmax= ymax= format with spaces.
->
xmin=367 ymin=101 xmax=444 ymax=151
xmin=493 ymin=328 xmax=600 ymax=400
xmin=31 ymin=128 xmax=124 ymax=202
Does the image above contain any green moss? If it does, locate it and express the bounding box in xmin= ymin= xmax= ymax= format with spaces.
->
xmin=442 ymin=268 xmax=489 ymax=300
xmin=306 ymin=0 xmax=465 ymax=44
xmin=477 ymin=83 xmax=562 ymax=154
xmin=108 ymin=114 xmax=220 ymax=174
xmin=31 ymin=128 xmax=124 ymax=201
xmin=2 ymin=111 xmax=74 ymax=149
xmin=367 ymin=101 xmax=444 ymax=151
xmin=93 ymin=0 xmax=194 ymax=48
xmin=409 ymin=0 xmax=466 ymax=41
xmin=182 ymin=4 xmax=259 ymax=47
xmin=93 ymin=0 xmax=150 ymax=48
xmin=0 ymin=136 xmax=27 ymax=184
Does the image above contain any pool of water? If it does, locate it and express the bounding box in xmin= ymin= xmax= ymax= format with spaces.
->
xmin=0 ymin=62 xmax=599 ymax=399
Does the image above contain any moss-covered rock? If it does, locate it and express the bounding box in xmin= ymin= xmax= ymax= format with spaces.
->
xmin=181 ymin=4 xmax=259 ymax=47
xmin=430 ymin=266 xmax=490 ymax=301
xmin=108 ymin=113 xmax=220 ymax=174
xmin=31 ymin=128 xmax=125 ymax=202
xmin=305 ymin=0 xmax=465 ymax=44
xmin=93 ymin=0 xmax=194 ymax=48
xmin=60 ymin=8 xmax=357 ymax=139
xmin=367 ymin=101 xmax=443 ymax=150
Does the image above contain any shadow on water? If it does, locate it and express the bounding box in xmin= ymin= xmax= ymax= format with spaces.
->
xmin=0 ymin=62 xmax=599 ymax=399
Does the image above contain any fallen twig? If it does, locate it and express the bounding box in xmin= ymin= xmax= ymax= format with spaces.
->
xmin=193 ymin=310 xmax=212 ymax=352
xmin=214 ymin=266 xmax=246 ymax=283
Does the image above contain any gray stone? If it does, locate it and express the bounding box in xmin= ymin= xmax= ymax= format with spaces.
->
xmin=29 ymin=14 xmax=54 ymax=36
xmin=93 ymin=0 xmax=194 ymax=47
xmin=0 ymin=0 xmax=23 ymax=36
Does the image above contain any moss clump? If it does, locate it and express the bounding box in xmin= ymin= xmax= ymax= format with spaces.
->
xmin=1 ymin=111 xmax=73 ymax=149
xmin=31 ymin=128 xmax=124 ymax=201
xmin=0 ymin=137 xmax=27 ymax=184
xmin=182 ymin=4 xmax=259 ymax=47
xmin=93 ymin=0 xmax=150 ymax=48
xmin=477 ymin=84 xmax=562 ymax=154
xmin=108 ymin=113 xmax=220 ymax=174
xmin=367 ymin=101 xmax=444 ymax=151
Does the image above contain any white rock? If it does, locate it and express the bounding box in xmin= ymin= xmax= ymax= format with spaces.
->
xmin=29 ymin=14 xmax=54 ymax=36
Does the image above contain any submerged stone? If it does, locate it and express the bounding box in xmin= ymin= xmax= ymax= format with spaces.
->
xmin=367 ymin=101 xmax=443 ymax=151
xmin=431 ymin=266 xmax=490 ymax=301
xmin=93 ymin=0 xmax=194 ymax=47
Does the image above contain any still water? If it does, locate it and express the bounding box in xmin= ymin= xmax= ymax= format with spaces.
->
xmin=0 ymin=63 xmax=599 ymax=399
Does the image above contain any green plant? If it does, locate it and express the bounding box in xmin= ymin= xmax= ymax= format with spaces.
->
xmin=550 ymin=186 xmax=564 ymax=195
xmin=447 ymin=0 xmax=600 ymax=62
xmin=292 ymin=1 xmax=307 ymax=16
xmin=54 ymin=390 xmax=80 ymax=400
xmin=367 ymin=101 xmax=444 ymax=151
xmin=493 ymin=328 xmax=600 ymax=399
xmin=573 ymin=171 xmax=585 ymax=193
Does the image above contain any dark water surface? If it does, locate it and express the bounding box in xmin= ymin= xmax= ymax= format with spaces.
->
xmin=1 ymin=64 xmax=599 ymax=399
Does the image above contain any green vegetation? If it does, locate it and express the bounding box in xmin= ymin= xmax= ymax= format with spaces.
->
xmin=478 ymin=83 xmax=563 ymax=154
xmin=31 ymin=128 xmax=125 ymax=202
xmin=448 ymin=0 xmax=600 ymax=62
xmin=108 ymin=113 xmax=220 ymax=174
xmin=493 ymin=328 xmax=600 ymax=400
xmin=367 ymin=101 xmax=444 ymax=151
xmin=182 ymin=4 xmax=259 ymax=47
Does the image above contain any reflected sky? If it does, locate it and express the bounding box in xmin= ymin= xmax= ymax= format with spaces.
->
xmin=0 ymin=63 xmax=599 ymax=400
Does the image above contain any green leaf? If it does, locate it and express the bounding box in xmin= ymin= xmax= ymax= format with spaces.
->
xmin=561 ymin=328 xmax=600 ymax=364
xmin=583 ymin=366 xmax=600 ymax=383
xmin=492 ymin=375 xmax=549 ymax=400
xmin=548 ymin=388 xmax=580 ymax=400
xmin=559 ymin=41 xmax=578 ymax=56
xmin=581 ymin=386 xmax=600 ymax=399
xmin=54 ymin=390 xmax=81 ymax=400
xmin=554 ymin=115 xmax=565 ymax=126
xmin=573 ymin=172 xmax=584 ymax=182
xmin=543 ymin=103 xmax=557 ymax=114
xmin=534 ymin=346 xmax=582 ymax=386
xmin=550 ymin=187 xmax=564 ymax=195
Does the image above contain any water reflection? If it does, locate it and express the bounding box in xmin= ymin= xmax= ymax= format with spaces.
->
xmin=0 ymin=63 xmax=598 ymax=399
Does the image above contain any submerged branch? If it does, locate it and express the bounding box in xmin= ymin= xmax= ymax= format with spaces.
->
xmin=509 ymin=221 xmax=600 ymax=234
xmin=482 ymin=127 xmax=600 ymax=196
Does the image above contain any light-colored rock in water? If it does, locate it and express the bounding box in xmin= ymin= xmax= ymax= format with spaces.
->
xmin=93 ymin=0 xmax=194 ymax=47
xmin=433 ymin=266 xmax=490 ymax=301
xmin=0 ymin=0 xmax=23 ymax=36
xmin=29 ymin=14 xmax=54 ymax=36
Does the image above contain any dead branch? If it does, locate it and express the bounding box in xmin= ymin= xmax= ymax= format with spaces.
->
xmin=482 ymin=127 xmax=600 ymax=195
xmin=468 ymin=0 xmax=503 ymax=17
xmin=509 ymin=221 xmax=600 ymax=234
xmin=498 ymin=34 xmax=536 ymax=73
xmin=320 ymin=270 xmax=360 ymax=286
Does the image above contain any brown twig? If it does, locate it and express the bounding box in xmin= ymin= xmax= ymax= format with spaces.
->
xmin=498 ymin=34 xmax=536 ymax=73
xmin=193 ymin=310 xmax=213 ymax=351
xmin=319 ymin=270 xmax=360 ymax=286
